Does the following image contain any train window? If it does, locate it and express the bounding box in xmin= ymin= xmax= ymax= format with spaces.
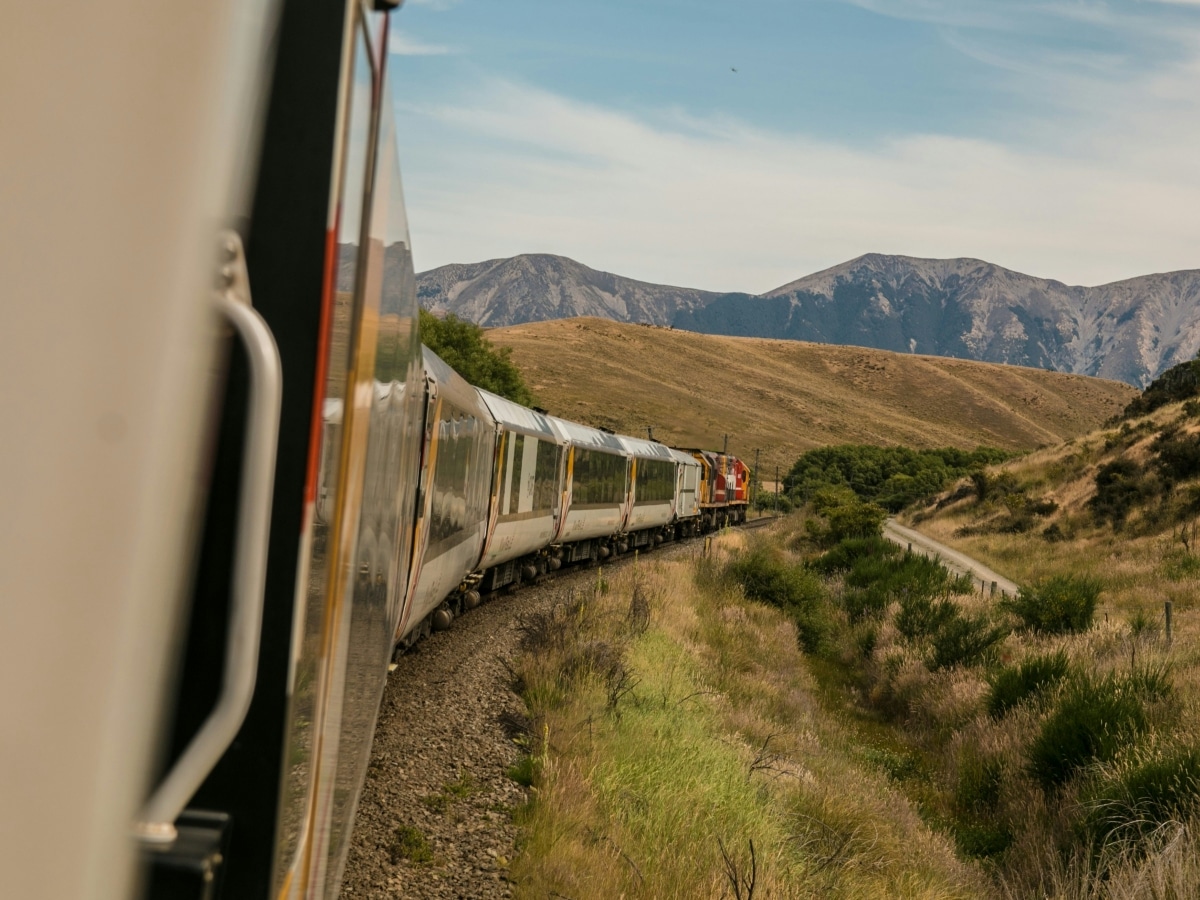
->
xmin=508 ymin=433 xmax=525 ymax=515
xmin=533 ymin=441 xmax=559 ymax=512
xmin=636 ymin=458 xmax=675 ymax=504
xmin=428 ymin=405 xmax=480 ymax=557
xmin=572 ymin=448 xmax=626 ymax=506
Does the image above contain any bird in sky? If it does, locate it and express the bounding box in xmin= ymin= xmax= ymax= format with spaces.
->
xmin=731 ymin=67 xmax=738 ymax=73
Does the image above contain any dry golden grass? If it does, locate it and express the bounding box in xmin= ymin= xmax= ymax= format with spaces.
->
xmin=489 ymin=317 xmax=1137 ymax=474
xmin=509 ymin=532 xmax=988 ymax=898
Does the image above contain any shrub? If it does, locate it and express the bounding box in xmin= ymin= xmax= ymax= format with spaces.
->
xmin=822 ymin=500 xmax=888 ymax=544
xmin=1005 ymin=574 xmax=1101 ymax=635
xmin=726 ymin=546 xmax=828 ymax=651
xmin=809 ymin=535 xmax=898 ymax=575
xmin=1090 ymin=459 xmax=1151 ymax=529
xmin=1153 ymin=432 xmax=1200 ymax=484
xmin=986 ymin=651 xmax=1070 ymax=718
xmin=927 ymin=608 xmax=1007 ymax=670
xmin=1082 ymin=743 xmax=1200 ymax=850
xmin=1028 ymin=671 xmax=1162 ymax=789
xmin=895 ymin=594 xmax=958 ymax=641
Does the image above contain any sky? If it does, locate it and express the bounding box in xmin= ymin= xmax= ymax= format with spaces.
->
xmin=388 ymin=0 xmax=1200 ymax=293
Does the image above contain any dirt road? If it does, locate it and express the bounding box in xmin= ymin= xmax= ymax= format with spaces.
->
xmin=883 ymin=519 xmax=1020 ymax=598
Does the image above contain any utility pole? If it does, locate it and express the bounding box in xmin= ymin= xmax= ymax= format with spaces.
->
xmin=722 ymin=433 xmax=728 ymax=455
xmin=752 ymin=448 xmax=761 ymax=516
xmin=774 ymin=465 xmax=779 ymax=517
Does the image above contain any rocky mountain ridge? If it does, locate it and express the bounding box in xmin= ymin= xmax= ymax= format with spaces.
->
xmin=416 ymin=252 xmax=1200 ymax=386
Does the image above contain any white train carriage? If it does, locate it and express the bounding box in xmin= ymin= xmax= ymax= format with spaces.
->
xmin=618 ymin=436 xmax=680 ymax=549
xmin=396 ymin=349 xmax=497 ymax=644
xmin=476 ymin=390 xmax=569 ymax=591
xmin=672 ymin=447 xmax=704 ymax=536
xmin=549 ymin=417 xmax=632 ymax=563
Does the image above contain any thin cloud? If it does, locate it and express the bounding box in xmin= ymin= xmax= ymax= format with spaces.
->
xmin=388 ymin=29 xmax=455 ymax=56
xmin=396 ymin=77 xmax=1200 ymax=293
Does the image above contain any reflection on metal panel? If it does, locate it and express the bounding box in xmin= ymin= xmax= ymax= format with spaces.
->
xmin=273 ymin=10 xmax=422 ymax=897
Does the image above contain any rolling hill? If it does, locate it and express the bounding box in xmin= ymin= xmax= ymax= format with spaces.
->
xmin=487 ymin=317 xmax=1137 ymax=476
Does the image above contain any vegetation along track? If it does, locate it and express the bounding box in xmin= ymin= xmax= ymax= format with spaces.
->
xmin=340 ymin=530 xmax=732 ymax=898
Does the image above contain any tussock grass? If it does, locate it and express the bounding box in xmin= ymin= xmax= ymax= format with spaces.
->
xmin=509 ymin=529 xmax=986 ymax=898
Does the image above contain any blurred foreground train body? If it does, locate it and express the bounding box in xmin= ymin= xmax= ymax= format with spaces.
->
xmin=2 ymin=1 xmax=749 ymax=899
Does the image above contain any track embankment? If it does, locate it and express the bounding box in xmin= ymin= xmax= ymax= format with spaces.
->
xmin=341 ymin=543 xmax=693 ymax=899
xmin=883 ymin=518 xmax=1020 ymax=597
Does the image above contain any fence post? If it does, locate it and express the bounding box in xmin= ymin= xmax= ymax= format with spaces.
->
xmin=990 ymin=581 xmax=997 ymax=597
xmin=1166 ymin=600 xmax=1174 ymax=646
xmin=907 ymin=542 xmax=912 ymax=553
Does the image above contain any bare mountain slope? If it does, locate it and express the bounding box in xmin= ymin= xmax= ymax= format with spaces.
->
xmin=420 ymin=252 xmax=1200 ymax=387
xmin=416 ymin=254 xmax=718 ymax=326
xmin=488 ymin=317 xmax=1137 ymax=476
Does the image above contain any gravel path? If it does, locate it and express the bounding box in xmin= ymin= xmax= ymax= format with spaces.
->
xmin=340 ymin=546 xmax=685 ymax=899
xmin=884 ymin=518 xmax=1020 ymax=597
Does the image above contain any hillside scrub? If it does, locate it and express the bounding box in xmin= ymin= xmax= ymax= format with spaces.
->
xmin=785 ymin=444 xmax=1012 ymax=512
xmin=1121 ymin=356 xmax=1200 ymax=420
xmin=780 ymin=499 xmax=1200 ymax=895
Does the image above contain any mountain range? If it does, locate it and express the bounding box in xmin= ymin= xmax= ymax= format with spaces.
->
xmin=416 ymin=253 xmax=1200 ymax=387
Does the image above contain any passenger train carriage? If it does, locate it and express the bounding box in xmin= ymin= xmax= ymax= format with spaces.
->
xmin=3 ymin=2 xmax=754 ymax=899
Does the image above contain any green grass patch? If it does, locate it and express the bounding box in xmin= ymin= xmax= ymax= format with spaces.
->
xmin=388 ymin=824 xmax=433 ymax=865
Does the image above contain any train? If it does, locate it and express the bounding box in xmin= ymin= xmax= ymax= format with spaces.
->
xmin=2 ymin=2 xmax=751 ymax=899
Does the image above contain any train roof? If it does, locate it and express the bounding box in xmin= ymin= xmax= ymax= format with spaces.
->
xmin=617 ymin=435 xmax=677 ymax=461
xmin=476 ymin=388 xmax=563 ymax=442
xmin=669 ymin=447 xmax=702 ymax=466
xmin=547 ymin=415 xmax=628 ymax=453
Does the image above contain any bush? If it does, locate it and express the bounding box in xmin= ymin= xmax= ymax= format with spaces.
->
xmin=928 ymin=608 xmax=1007 ymax=670
xmin=823 ymin=500 xmax=888 ymax=544
xmin=1153 ymin=431 xmax=1200 ymax=484
xmin=1005 ymin=574 xmax=1101 ymax=635
xmin=986 ymin=651 xmax=1071 ymax=718
xmin=1082 ymin=743 xmax=1200 ymax=850
xmin=726 ymin=546 xmax=828 ymax=652
xmin=895 ymin=594 xmax=957 ymax=641
xmin=1028 ymin=671 xmax=1165 ymax=790
xmin=1090 ymin=459 xmax=1151 ymax=529
xmin=809 ymin=536 xmax=899 ymax=575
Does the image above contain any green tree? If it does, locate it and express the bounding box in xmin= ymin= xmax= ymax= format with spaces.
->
xmin=419 ymin=309 xmax=535 ymax=406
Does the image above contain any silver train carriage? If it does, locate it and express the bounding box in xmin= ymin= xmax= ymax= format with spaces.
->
xmin=618 ymin=435 xmax=681 ymax=549
xmin=396 ymin=348 xmax=497 ymax=646
xmin=547 ymin=417 xmax=633 ymax=563
xmin=476 ymin=390 xmax=570 ymax=592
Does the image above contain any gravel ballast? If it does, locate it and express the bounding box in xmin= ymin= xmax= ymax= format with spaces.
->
xmin=340 ymin=561 xmax=621 ymax=899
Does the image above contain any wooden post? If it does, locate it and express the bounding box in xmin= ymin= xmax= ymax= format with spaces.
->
xmin=990 ymin=581 xmax=997 ymax=597
xmin=907 ymin=542 xmax=912 ymax=553
xmin=1166 ymin=600 xmax=1174 ymax=646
